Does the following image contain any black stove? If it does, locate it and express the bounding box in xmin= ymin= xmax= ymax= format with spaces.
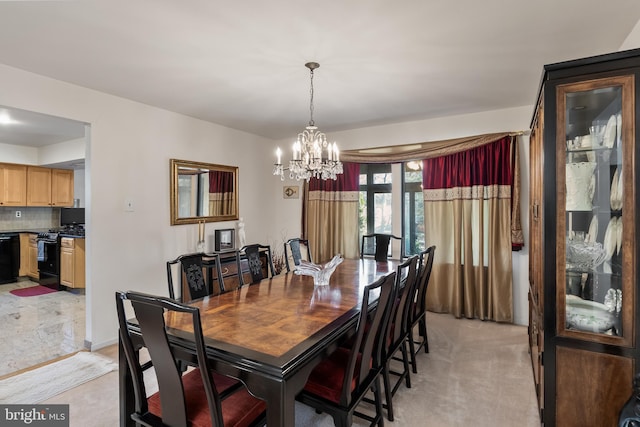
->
xmin=36 ymin=231 xmax=61 ymax=289
xmin=59 ymin=225 xmax=85 ymax=237
xmin=35 ymin=226 xmax=84 ymax=290
xmin=37 ymin=231 xmax=60 ymax=242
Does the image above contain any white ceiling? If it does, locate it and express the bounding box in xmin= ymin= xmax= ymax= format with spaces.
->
xmin=0 ymin=0 xmax=640 ymax=145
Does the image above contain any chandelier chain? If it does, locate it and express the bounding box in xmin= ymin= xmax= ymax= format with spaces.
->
xmin=309 ymin=68 xmax=315 ymax=127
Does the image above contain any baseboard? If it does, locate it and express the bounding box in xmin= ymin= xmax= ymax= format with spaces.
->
xmin=86 ymin=337 xmax=118 ymax=351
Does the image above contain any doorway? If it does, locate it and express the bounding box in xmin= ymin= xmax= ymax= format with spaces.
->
xmin=0 ymin=105 xmax=89 ymax=376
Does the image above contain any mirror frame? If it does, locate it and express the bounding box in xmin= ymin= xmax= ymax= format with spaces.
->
xmin=170 ymin=158 xmax=239 ymax=225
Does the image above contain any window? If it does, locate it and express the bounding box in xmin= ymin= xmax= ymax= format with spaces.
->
xmin=403 ymin=162 xmax=425 ymax=256
xmin=359 ymin=164 xmax=392 ymax=254
xmin=359 ymin=162 xmax=425 ymax=258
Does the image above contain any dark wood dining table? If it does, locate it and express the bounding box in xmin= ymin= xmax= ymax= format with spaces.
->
xmin=119 ymin=257 xmax=398 ymax=427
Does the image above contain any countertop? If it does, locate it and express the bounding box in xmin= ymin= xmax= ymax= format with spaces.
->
xmin=0 ymin=229 xmax=85 ymax=238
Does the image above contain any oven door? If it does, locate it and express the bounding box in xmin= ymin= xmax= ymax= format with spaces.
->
xmin=37 ymin=238 xmax=60 ymax=288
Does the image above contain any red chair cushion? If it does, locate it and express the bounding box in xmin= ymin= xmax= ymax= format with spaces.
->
xmin=303 ymin=347 xmax=362 ymax=403
xmin=148 ymin=369 xmax=266 ymax=427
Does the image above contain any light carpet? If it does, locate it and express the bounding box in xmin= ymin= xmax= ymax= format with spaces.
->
xmin=0 ymin=351 xmax=117 ymax=404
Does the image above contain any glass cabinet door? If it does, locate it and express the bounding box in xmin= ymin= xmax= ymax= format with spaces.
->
xmin=556 ymin=75 xmax=634 ymax=346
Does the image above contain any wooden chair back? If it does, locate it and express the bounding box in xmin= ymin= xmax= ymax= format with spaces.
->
xmin=283 ymin=238 xmax=313 ymax=272
xmin=115 ymin=291 xmax=224 ymax=427
xmin=166 ymin=252 xmax=224 ymax=301
xmin=342 ymin=271 xmax=396 ymax=406
xmin=361 ymin=233 xmax=403 ymax=261
xmin=240 ymin=244 xmax=276 ymax=285
xmin=414 ymin=245 xmax=436 ymax=323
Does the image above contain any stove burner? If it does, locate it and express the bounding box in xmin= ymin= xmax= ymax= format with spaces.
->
xmin=37 ymin=232 xmax=59 ymax=241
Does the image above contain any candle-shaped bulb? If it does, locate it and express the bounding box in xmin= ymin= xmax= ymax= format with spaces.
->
xmin=295 ymin=141 xmax=301 ymax=160
xmin=276 ymin=147 xmax=282 ymax=165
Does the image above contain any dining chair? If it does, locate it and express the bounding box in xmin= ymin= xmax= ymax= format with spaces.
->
xmin=166 ymin=252 xmax=225 ymax=302
xmin=115 ymin=290 xmax=267 ymax=427
xmin=240 ymin=244 xmax=276 ymax=285
xmin=218 ymin=249 xmax=245 ymax=292
xmin=407 ymin=245 xmax=436 ymax=373
xmin=296 ymin=271 xmax=397 ymax=427
xmin=283 ymin=238 xmax=313 ymax=272
xmin=360 ymin=233 xmax=403 ymax=261
xmin=380 ymin=255 xmax=419 ymax=421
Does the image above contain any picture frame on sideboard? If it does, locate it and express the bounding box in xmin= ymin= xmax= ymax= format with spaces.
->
xmin=215 ymin=229 xmax=235 ymax=251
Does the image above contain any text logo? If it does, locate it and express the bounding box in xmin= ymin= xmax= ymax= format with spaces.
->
xmin=0 ymin=405 xmax=69 ymax=426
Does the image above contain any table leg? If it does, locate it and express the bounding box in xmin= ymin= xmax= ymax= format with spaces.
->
xmin=240 ymin=362 xmax=317 ymax=427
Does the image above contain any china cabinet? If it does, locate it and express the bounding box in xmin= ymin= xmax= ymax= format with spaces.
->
xmin=529 ymin=48 xmax=640 ymax=426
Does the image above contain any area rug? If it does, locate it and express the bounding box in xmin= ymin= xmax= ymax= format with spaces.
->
xmin=9 ymin=285 xmax=57 ymax=297
xmin=0 ymin=351 xmax=118 ymax=404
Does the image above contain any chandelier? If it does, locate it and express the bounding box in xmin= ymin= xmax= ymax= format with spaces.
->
xmin=273 ymin=62 xmax=343 ymax=181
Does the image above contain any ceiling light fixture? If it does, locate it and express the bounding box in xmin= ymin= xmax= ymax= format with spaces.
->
xmin=0 ymin=112 xmax=13 ymax=125
xmin=273 ymin=62 xmax=343 ymax=181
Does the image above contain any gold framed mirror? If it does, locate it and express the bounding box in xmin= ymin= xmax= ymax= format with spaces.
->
xmin=170 ymin=159 xmax=239 ymax=225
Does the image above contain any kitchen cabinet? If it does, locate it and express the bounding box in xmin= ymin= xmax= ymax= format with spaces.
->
xmin=0 ymin=163 xmax=73 ymax=207
xmin=0 ymin=163 xmax=27 ymax=206
xmin=19 ymin=233 xmax=29 ymax=277
xmin=51 ymin=169 xmax=74 ymax=207
xmin=26 ymin=166 xmax=74 ymax=207
xmin=529 ymin=48 xmax=640 ymax=426
xmin=60 ymin=237 xmax=84 ymax=288
xmin=26 ymin=166 xmax=51 ymax=206
xmin=26 ymin=234 xmax=38 ymax=280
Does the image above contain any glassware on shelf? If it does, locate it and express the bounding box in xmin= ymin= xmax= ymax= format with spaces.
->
xmin=565 ymin=162 xmax=596 ymax=211
xmin=566 ymin=239 xmax=607 ymax=271
xmin=589 ymin=119 xmax=608 ymax=147
xmin=566 ymin=294 xmax=616 ymax=333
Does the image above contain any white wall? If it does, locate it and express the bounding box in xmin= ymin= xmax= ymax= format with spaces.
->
xmin=0 ymin=63 xmax=276 ymax=349
xmin=270 ymin=105 xmax=533 ymax=325
xmin=0 ymin=142 xmax=38 ymax=164
xmin=39 ymin=137 xmax=85 ymax=165
xmin=620 ymin=19 xmax=640 ymax=50
xmin=74 ymin=169 xmax=85 ymax=207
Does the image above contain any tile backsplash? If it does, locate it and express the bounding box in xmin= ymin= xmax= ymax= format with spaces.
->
xmin=0 ymin=207 xmax=59 ymax=231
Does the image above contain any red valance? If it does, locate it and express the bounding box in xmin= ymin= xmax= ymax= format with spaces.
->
xmin=423 ymin=136 xmax=512 ymax=189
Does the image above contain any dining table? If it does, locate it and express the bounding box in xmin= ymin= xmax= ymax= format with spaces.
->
xmin=119 ymin=257 xmax=399 ymax=427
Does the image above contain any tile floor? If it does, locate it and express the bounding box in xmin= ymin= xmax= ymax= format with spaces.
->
xmin=0 ymin=279 xmax=86 ymax=377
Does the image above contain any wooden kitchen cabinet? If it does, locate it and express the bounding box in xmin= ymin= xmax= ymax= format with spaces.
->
xmin=18 ymin=233 xmax=29 ymax=277
xmin=27 ymin=234 xmax=38 ymax=279
xmin=0 ymin=163 xmax=27 ymax=206
xmin=60 ymin=237 xmax=85 ymax=288
xmin=0 ymin=163 xmax=73 ymax=207
xmin=26 ymin=166 xmax=51 ymax=206
xmin=27 ymin=166 xmax=74 ymax=207
xmin=529 ymin=48 xmax=640 ymax=426
xmin=51 ymin=169 xmax=74 ymax=206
